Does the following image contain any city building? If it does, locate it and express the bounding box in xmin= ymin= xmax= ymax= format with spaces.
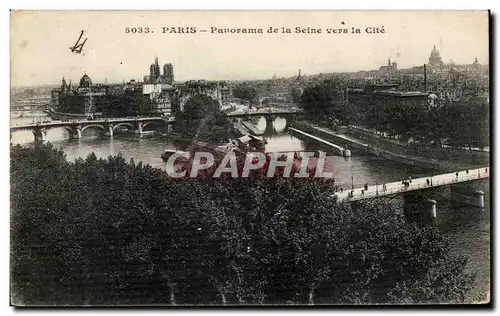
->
xmin=425 ymin=45 xmax=487 ymax=75
xmin=428 ymin=45 xmax=443 ymax=68
xmin=378 ymin=59 xmax=398 ymax=77
xmin=51 ymin=74 xmax=107 ymax=118
xmin=348 ymin=83 xmax=429 ymax=110
xmin=144 ymin=57 xmax=175 ymax=84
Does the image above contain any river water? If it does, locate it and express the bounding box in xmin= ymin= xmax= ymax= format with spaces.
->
xmin=10 ymin=110 xmax=490 ymax=302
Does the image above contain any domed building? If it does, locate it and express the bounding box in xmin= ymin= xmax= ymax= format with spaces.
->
xmin=428 ymin=45 xmax=443 ymax=68
xmin=79 ymin=73 xmax=92 ymax=88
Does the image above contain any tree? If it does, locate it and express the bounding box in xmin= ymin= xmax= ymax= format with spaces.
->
xmin=233 ymin=85 xmax=258 ymax=104
xmin=291 ymin=88 xmax=302 ymax=103
xmin=173 ymin=94 xmax=231 ymax=144
xmin=11 ymin=144 xmax=477 ymax=305
xmin=298 ymin=80 xmax=357 ymax=124
xmin=441 ymin=97 xmax=489 ymax=150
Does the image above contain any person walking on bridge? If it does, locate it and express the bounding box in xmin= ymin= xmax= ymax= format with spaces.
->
xmin=456 ymin=172 xmax=459 ymax=178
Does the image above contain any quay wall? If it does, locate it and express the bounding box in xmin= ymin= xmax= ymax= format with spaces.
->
xmin=290 ymin=121 xmax=476 ymax=172
xmin=346 ymin=126 xmax=489 ymax=166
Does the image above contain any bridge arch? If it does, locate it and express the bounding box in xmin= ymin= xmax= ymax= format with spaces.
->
xmin=81 ymin=124 xmax=105 ymax=134
xmin=44 ymin=126 xmax=73 ymax=140
xmin=9 ymin=129 xmax=34 ymax=144
xmin=142 ymin=121 xmax=162 ymax=131
xmin=272 ymin=116 xmax=289 ymax=132
xmin=112 ymin=122 xmax=134 ymax=132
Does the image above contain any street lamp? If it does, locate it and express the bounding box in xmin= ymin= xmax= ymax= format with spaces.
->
xmin=351 ymin=175 xmax=354 ymax=189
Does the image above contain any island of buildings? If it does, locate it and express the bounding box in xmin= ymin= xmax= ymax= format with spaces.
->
xmin=47 ymin=45 xmax=488 ymax=119
xmin=50 ymin=57 xmax=232 ymax=119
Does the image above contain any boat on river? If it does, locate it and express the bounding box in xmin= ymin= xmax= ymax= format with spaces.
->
xmin=161 ymin=149 xmax=189 ymax=161
xmin=235 ymin=135 xmax=267 ymax=152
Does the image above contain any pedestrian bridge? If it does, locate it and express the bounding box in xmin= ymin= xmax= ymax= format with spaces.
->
xmin=333 ymin=167 xmax=489 ymax=203
xmin=10 ymin=117 xmax=173 ymax=142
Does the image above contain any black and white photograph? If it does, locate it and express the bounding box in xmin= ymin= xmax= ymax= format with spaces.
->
xmin=9 ymin=10 xmax=490 ymax=306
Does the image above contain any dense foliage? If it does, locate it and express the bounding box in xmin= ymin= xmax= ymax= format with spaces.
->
xmin=173 ymin=94 xmax=232 ymax=144
xmin=11 ymin=144 xmax=476 ymax=305
xmin=359 ymin=96 xmax=489 ymax=149
xmin=299 ymin=80 xmax=489 ymax=149
xmin=299 ymin=80 xmax=359 ymax=125
xmin=232 ymin=85 xmax=258 ymax=104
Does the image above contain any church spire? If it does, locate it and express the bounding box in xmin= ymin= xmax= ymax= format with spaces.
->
xmin=61 ymin=76 xmax=67 ymax=93
xmin=154 ymin=55 xmax=160 ymax=77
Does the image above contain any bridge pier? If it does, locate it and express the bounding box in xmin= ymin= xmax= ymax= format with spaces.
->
xmin=264 ymin=115 xmax=275 ymax=135
xmin=32 ymin=127 xmax=47 ymax=143
xmin=403 ymin=191 xmax=437 ymax=223
xmin=104 ymin=124 xmax=114 ymax=137
xmin=451 ymin=184 xmax=485 ymax=208
xmin=284 ymin=117 xmax=292 ymax=131
xmin=69 ymin=126 xmax=82 ymax=140
xmin=134 ymin=122 xmax=143 ymax=138
xmin=425 ymin=199 xmax=437 ymax=219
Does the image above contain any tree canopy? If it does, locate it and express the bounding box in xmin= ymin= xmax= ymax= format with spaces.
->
xmin=233 ymin=85 xmax=258 ymax=104
xmin=11 ymin=143 xmax=476 ymax=305
xmin=173 ymin=94 xmax=232 ymax=144
xmin=299 ymin=80 xmax=358 ymax=125
xmin=358 ymin=96 xmax=489 ymax=149
xmin=300 ymin=79 xmax=489 ymax=150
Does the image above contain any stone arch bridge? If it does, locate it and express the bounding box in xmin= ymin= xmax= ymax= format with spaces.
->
xmin=10 ymin=117 xmax=173 ymax=142
xmin=227 ymin=109 xmax=304 ymax=135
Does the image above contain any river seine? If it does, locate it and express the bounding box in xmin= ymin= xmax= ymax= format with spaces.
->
xmin=10 ymin=111 xmax=490 ymax=302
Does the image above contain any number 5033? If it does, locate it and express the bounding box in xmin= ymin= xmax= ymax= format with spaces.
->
xmin=125 ymin=27 xmax=151 ymax=34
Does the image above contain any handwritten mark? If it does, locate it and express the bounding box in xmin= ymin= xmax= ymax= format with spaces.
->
xmin=69 ymin=30 xmax=88 ymax=54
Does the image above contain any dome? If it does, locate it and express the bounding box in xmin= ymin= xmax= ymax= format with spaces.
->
xmin=79 ymin=74 xmax=92 ymax=88
xmin=429 ymin=45 xmax=443 ymax=67
xmin=430 ymin=45 xmax=441 ymax=58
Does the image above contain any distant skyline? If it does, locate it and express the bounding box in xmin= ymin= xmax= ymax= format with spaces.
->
xmin=11 ymin=11 xmax=489 ymax=86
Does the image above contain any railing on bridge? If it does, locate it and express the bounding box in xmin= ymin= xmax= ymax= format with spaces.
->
xmin=10 ymin=116 xmax=169 ymax=131
xmin=334 ymin=168 xmax=489 ymax=203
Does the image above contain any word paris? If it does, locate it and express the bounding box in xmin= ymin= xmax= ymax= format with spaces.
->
xmin=165 ymin=151 xmax=334 ymax=178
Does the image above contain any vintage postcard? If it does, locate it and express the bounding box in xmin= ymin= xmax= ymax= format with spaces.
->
xmin=10 ymin=10 xmax=490 ymax=306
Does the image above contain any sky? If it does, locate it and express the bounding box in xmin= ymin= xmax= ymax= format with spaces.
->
xmin=10 ymin=10 xmax=489 ymax=86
